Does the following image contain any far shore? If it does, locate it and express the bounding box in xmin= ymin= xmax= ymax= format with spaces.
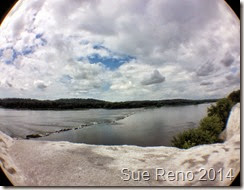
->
xmin=0 ymin=98 xmax=218 ymax=110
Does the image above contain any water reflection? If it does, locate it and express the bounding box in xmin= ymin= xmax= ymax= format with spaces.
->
xmin=0 ymin=104 xmax=210 ymax=146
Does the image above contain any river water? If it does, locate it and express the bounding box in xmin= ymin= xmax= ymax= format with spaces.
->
xmin=0 ymin=103 xmax=211 ymax=146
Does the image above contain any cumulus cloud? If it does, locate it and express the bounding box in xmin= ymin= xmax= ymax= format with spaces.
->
xmin=225 ymin=72 xmax=240 ymax=86
xmin=2 ymin=48 xmax=14 ymax=63
xmin=0 ymin=0 xmax=240 ymax=100
xmin=110 ymin=81 xmax=134 ymax=90
xmin=221 ymin=53 xmax=235 ymax=67
xmin=34 ymin=80 xmax=49 ymax=90
xmin=141 ymin=70 xmax=165 ymax=86
xmin=196 ymin=61 xmax=216 ymax=77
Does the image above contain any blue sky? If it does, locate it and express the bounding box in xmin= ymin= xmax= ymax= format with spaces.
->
xmin=0 ymin=0 xmax=240 ymax=101
xmin=87 ymin=53 xmax=134 ymax=70
xmin=86 ymin=44 xmax=135 ymax=70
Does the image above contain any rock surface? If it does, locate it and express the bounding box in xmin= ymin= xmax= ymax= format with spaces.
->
xmin=0 ymin=104 xmax=240 ymax=186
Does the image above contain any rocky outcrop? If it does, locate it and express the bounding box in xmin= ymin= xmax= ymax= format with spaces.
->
xmin=0 ymin=104 xmax=240 ymax=186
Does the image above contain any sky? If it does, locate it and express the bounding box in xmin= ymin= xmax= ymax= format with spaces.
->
xmin=0 ymin=0 xmax=240 ymax=101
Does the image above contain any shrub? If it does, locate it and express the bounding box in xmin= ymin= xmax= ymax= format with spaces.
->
xmin=171 ymin=89 xmax=239 ymax=149
xmin=198 ymin=115 xmax=223 ymax=139
xmin=228 ymin=89 xmax=240 ymax=103
xmin=171 ymin=116 xmax=223 ymax=149
xmin=207 ymin=98 xmax=232 ymax=128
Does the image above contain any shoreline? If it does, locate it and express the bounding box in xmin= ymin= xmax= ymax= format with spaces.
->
xmin=0 ymin=98 xmax=217 ymax=111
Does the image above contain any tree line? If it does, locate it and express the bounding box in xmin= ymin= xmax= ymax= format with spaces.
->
xmin=0 ymin=98 xmax=218 ymax=110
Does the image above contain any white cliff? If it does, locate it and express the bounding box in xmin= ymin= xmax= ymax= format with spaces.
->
xmin=0 ymin=103 xmax=240 ymax=186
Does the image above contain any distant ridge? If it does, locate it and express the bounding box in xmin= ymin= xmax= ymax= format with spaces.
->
xmin=0 ymin=98 xmax=218 ymax=110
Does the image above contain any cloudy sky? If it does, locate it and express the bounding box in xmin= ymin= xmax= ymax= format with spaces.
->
xmin=0 ymin=0 xmax=240 ymax=101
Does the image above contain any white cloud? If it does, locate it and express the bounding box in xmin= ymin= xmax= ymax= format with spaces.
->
xmin=34 ymin=80 xmax=49 ymax=90
xmin=2 ymin=48 xmax=14 ymax=62
xmin=141 ymin=70 xmax=165 ymax=86
xmin=0 ymin=0 xmax=240 ymax=101
xmin=221 ymin=53 xmax=235 ymax=67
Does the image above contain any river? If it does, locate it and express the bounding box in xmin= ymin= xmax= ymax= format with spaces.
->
xmin=0 ymin=103 xmax=211 ymax=146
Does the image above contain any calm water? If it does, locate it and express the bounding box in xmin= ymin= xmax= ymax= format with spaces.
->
xmin=0 ymin=104 xmax=210 ymax=146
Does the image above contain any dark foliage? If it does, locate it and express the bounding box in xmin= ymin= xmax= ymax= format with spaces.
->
xmin=0 ymin=98 xmax=218 ymax=110
xmin=207 ymin=98 xmax=232 ymax=129
xmin=228 ymin=89 xmax=240 ymax=104
xmin=207 ymin=89 xmax=240 ymax=129
xmin=172 ymin=89 xmax=240 ymax=149
xmin=171 ymin=116 xmax=223 ymax=149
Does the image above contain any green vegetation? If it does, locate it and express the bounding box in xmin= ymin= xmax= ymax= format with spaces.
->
xmin=172 ymin=116 xmax=223 ymax=149
xmin=228 ymin=89 xmax=240 ymax=103
xmin=0 ymin=98 xmax=218 ymax=110
xmin=207 ymin=98 xmax=232 ymax=129
xmin=172 ymin=89 xmax=240 ymax=149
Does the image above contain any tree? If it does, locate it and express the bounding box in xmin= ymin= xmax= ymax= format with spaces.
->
xmin=171 ymin=116 xmax=223 ymax=149
xmin=207 ymin=98 xmax=232 ymax=129
xmin=172 ymin=89 xmax=240 ymax=149
xmin=198 ymin=115 xmax=223 ymax=138
xmin=228 ymin=89 xmax=240 ymax=104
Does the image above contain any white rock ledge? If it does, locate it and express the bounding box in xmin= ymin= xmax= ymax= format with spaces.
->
xmin=0 ymin=104 xmax=240 ymax=186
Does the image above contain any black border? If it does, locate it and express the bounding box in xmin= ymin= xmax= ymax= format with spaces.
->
xmin=0 ymin=0 xmax=241 ymax=187
xmin=0 ymin=0 xmax=18 ymax=26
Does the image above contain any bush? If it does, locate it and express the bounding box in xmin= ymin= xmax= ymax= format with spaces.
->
xmin=171 ymin=116 xmax=223 ymax=149
xmin=207 ymin=98 xmax=232 ymax=129
xmin=228 ymin=89 xmax=240 ymax=103
xmin=171 ymin=89 xmax=239 ymax=149
xmin=198 ymin=115 xmax=223 ymax=136
xmin=207 ymin=89 xmax=240 ymax=129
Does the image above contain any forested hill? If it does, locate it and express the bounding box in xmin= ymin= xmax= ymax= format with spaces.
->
xmin=0 ymin=98 xmax=218 ymax=110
